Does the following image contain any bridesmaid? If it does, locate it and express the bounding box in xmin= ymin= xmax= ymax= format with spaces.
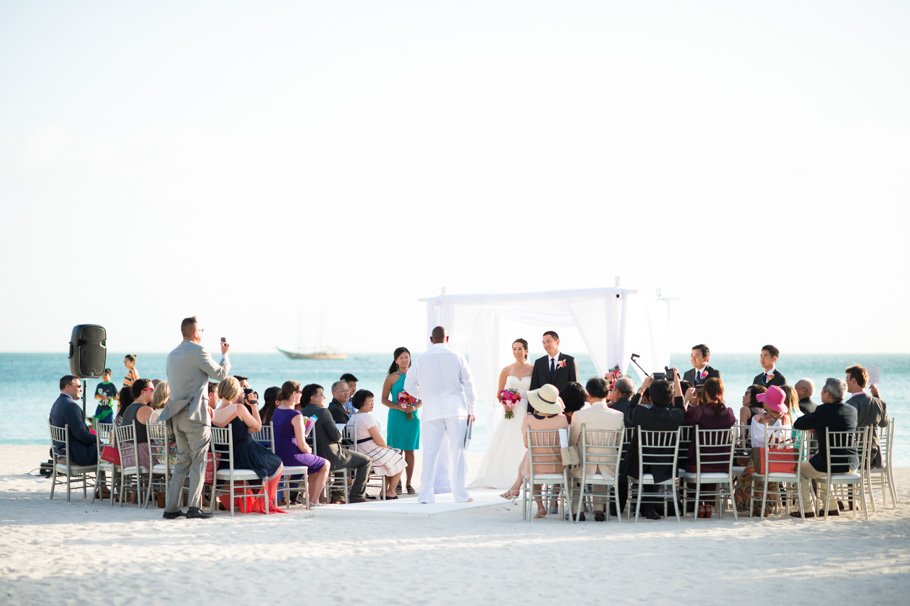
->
xmin=381 ymin=347 xmax=421 ymax=494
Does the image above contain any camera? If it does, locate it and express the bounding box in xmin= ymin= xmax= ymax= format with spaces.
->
xmin=665 ymin=366 xmax=676 ymax=381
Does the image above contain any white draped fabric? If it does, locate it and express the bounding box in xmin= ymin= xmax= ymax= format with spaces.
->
xmin=421 ymin=287 xmax=673 ymax=414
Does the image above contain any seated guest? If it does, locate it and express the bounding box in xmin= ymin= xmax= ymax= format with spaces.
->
xmin=349 ymin=389 xmax=407 ymax=499
xmin=340 ymin=373 xmax=359 ymax=415
xmin=207 ymin=382 xmax=218 ymax=413
xmin=622 ymin=375 xmax=684 ymax=520
xmin=739 ymin=384 xmax=767 ymax=426
xmin=795 ymin=378 xmax=817 ymax=415
xmin=753 ymin=344 xmax=787 ymax=388
xmin=50 ymin=376 xmax=97 ymax=466
xmin=569 ymin=377 xmax=624 ymax=521
xmin=213 ymin=377 xmax=285 ymax=514
xmin=300 ymin=383 xmax=371 ymax=503
xmin=791 ymin=378 xmax=859 ymax=518
xmin=116 ymin=386 xmax=134 ymax=424
xmin=608 ymin=377 xmax=636 ymax=420
xmin=328 ymin=381 xmax=352 ymax=424
xmin=684 ymin=377 xmax=736 ymax=518
xmin=782 ymin=385 xmax=802 ymax=424
xmin=521 ymin=384 xmax=569 ymax=519
xmin=844 ymin=365 xmax=889 ymax=468
xmin=683 ymin=344 xmax=722 ymax=390
xmin=148 ymin=382 xmax=178 ymax=467
xmin=120 ymin=378 xmax=156 ymax=470
xmin=258 ymin=386 xmax=280 ymax=426
xmin=559 ymin=381 xmax=588 ymax=424
xmin=271 ymin=381 xmax=330 ymax=507
xmin=735 ymin=385 xmax=792 ymax=516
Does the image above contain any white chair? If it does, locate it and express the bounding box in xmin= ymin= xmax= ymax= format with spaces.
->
xmin=114 ymin=422 xmax=148 ymax=507
xmin=210 ymin=426 xmax=269 ymax=516
xmin=628 ymin=428 xmax=682 ymax=522
xmin=731 ymin=423 xmax=751 ymax=478
xmin=255 ymin=423 xmax=310 ymax=509
xmin=323 ymin=425 xmax=356 ymax=504
xmin=522 ymin=427 xmax=568 ymax=521
xmin=570 ymin=426 xmax=624 ymax=523
xmin=751 ymin=426 xmax=805 ymax=520
xmin=48 ymin=422 xmax=98 ymax=502
xmin=348 ymin=417 xmax=391 ymax=501
xmin=682 ymin=427 xmax=738 ymax=521
xmin=822 ymin=428 xmax=869 ymax=520
xmin=865 ymin=418 xmax=897 ymax=510
xmin=144 ymin=421 xmax=170 ymax=509
xmin=94 ymin=422 xmax=117 ymax=505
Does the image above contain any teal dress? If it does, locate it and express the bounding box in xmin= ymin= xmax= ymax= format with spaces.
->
xmin=387 ymin=372 xmax=420 ymax=450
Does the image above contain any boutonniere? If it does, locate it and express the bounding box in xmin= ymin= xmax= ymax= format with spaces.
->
xmin=767 ymin=373 xmax=775 ymax=381
xmin=700 ymin=370 xmax=708 ymax=380
xmin=557 ymin=359 xmax=567 ymax=369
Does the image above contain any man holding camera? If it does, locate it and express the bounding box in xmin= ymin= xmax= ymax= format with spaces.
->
xmin=158 ymin=316 xmax=231 ymax=520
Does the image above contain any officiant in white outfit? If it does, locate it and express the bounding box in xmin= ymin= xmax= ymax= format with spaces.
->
xmin=404 ymin=326 xmax=476 ymax=504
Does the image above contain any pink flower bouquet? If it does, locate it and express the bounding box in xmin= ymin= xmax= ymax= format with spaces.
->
xmin=498 ymin=388 xmax=521 ymax=419
xmin=397 ymin=391 xmax=418 ymax=420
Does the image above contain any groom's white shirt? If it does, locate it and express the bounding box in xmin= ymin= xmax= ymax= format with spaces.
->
xmin=404 ymin=343 xmax=475 ymax=421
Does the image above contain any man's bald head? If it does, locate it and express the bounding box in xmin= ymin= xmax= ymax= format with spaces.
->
xmin=430 ymin=326 xmax=448 ymax=343
xmin=795 ymin=378 xmax=814 ymax=400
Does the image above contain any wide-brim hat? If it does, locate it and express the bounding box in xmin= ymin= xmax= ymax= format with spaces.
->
xmin=756 ymin=385 xmax=787 ymax=413
xmin=527 ymin=384 xmax=564 ymax=415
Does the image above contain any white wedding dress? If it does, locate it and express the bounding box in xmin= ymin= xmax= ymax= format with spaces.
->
xmin=470 ymin=375 xmax=531 ymax=489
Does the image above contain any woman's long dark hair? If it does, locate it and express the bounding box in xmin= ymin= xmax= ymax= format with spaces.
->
xmin=259 ymin=386 xmax=281 ymax=425
xmin=117 ymin=386 xmax=134 ymax=420
xmin=703 ymin=377 xmax=726 ymax=416
xmin=388 ymin=347 xmax=411 ymax=374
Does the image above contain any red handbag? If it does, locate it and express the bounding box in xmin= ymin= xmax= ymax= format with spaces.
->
xmin=100 ymin=445 xmax=121 ymax=465
xmin=759 ymin=447 xmax=797 ymax=474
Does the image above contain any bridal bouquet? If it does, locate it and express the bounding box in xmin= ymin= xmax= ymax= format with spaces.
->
xmin=397 ymin=391 xmax=418 ymax=420
xmin=498 ymin=388 xmax=521 ymax=419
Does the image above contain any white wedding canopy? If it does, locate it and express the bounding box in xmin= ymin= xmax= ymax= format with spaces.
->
xmin=420 ymin=286 xmax=675 ymax=411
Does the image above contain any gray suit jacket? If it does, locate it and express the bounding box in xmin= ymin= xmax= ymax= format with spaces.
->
xmin=845 ymin=393 xmax=888 ymax=467
xmin=159 ymin=340 xmax=231 ymax=423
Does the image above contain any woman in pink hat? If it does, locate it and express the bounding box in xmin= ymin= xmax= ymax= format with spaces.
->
xmin=734 ymin=385 xmax=792 ymax=516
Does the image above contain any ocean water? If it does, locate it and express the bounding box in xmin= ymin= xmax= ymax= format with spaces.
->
xmin=3 ymin=351 xmax=908 ymax=465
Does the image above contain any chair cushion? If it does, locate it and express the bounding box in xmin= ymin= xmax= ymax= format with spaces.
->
xmin=682 ymin=472 xmax=731 ymax=482
xmin=55 ymin=463 xmax=96 ymax=473
xmin=829 ymin=473 xmax=862 ymax=483
xmin=151 ymin=464 xmax=168 ymax=473
xmin=530 ymin=473 xmax=565 ymax=482
xmin=282 ymin=466 xmax=310 ymax=474
xmin=215 ymin=469 xmax=260 ymax=481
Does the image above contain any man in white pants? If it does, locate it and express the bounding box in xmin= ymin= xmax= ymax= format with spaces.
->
xmin=404 ymin=326 xmax=475 ymax=504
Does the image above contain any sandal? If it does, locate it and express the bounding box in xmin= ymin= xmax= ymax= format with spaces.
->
xmin=396 ymin=483 xmax=402 ymax=494
xmin=534 ymin=507 xmax=547 ymax=519
xmin=500 ymin=489 xmax=520 ymax=501
xmin=406 ymin=485 xmax=415 ymax=494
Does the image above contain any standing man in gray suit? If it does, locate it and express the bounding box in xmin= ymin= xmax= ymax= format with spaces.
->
xmin=158 ymin=316 xmax=231 ymax=519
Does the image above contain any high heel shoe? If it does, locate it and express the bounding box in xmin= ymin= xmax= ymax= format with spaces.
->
xmin=499 ymin=489 xmax=520 ymax=501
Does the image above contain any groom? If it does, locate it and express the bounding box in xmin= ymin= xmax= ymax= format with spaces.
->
xmin=529 ymin=330 xmax=580 ymax=414
xmin=404 ymin=325 xmax=476 ymax=504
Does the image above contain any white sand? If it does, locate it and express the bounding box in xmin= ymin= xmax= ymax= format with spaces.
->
xmin=2 ymin=444 xmax=909 ymax=605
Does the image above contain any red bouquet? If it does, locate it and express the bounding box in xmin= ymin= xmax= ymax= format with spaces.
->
xmin=498 ymin=388 xmax=521 ymax=419
xmin=397 ymin=391 xmax=417 ymax=420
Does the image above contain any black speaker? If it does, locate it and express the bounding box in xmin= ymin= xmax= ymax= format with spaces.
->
xmin=69 ymin=324 xmax=107 ymax=378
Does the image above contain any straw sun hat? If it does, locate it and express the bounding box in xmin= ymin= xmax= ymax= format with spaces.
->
xmin=527 ymin=384 xmax=564 ymax=415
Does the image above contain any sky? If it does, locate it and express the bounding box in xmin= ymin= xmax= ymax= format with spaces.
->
xmin=1 ymin=1 xmax=908 ymax=356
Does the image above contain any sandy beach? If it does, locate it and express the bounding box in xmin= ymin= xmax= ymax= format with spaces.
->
xmin=2 ymin=444 xmax=909 ymax=605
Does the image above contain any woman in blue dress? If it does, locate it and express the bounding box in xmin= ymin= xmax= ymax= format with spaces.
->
xmin=381 ymin=347 xmax=421 ymax=494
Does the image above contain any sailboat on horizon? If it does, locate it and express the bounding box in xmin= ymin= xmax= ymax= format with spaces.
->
xmin=277 ymin=311 xmax=347 ymax=360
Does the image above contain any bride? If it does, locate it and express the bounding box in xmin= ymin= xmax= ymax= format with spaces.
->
xmin=470 ymin=338 xmax=532 ymax=492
